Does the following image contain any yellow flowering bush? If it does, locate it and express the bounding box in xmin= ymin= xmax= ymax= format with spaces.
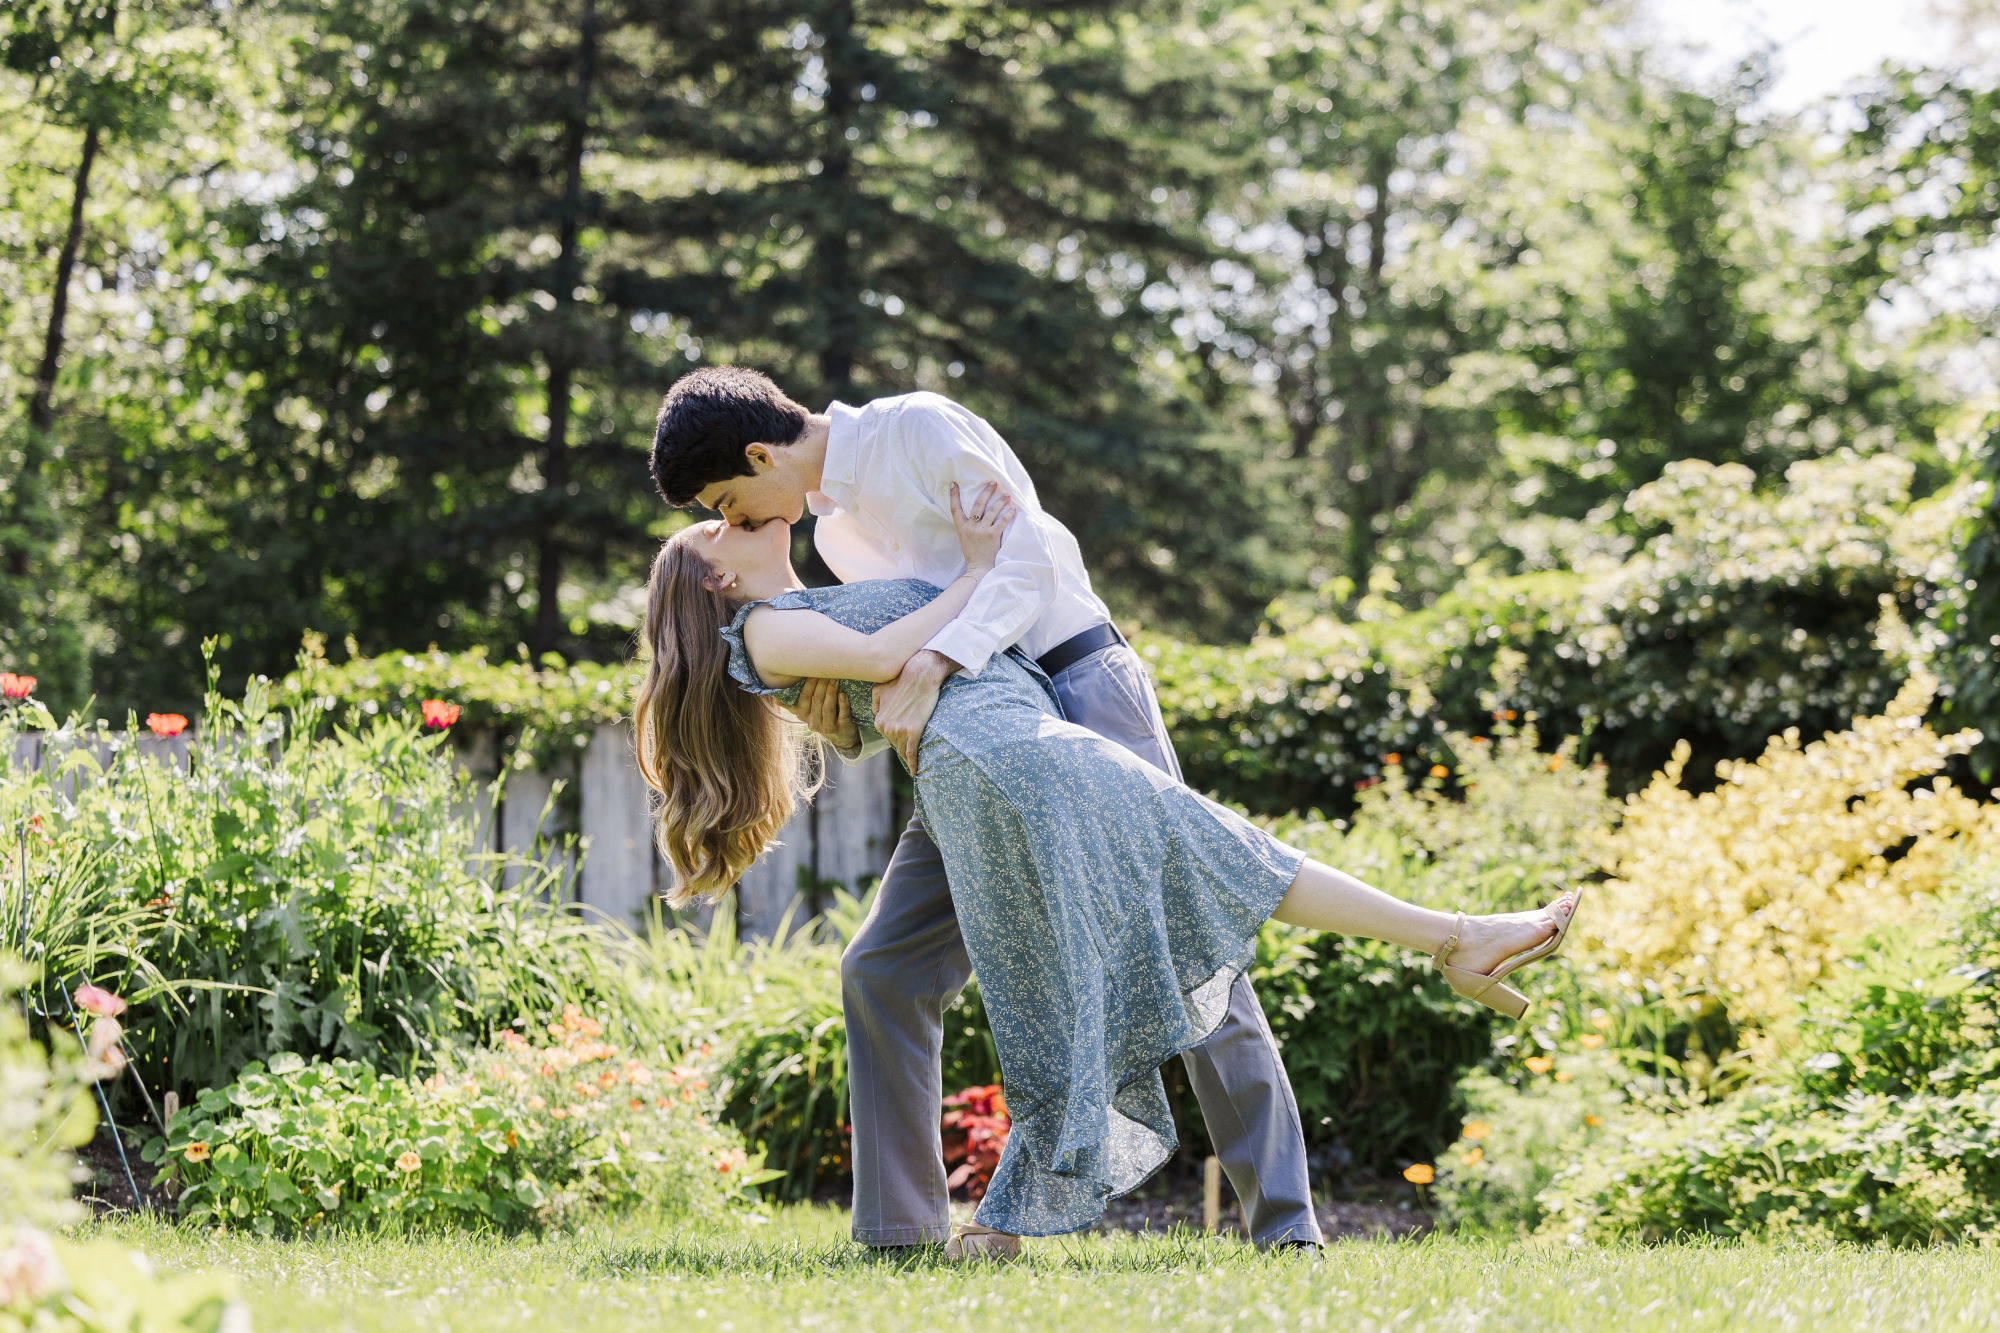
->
xmin=1590 ymin=672 xmax=2000 ymax=1030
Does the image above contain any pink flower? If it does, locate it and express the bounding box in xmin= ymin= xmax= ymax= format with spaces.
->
xmin=73 ymin=984 xmax=125 ymax=1018
xmin=0 ymin=673 xmax=35 ymax=700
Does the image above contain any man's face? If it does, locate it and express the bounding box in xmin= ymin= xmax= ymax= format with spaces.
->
xmin=694 ymin=445 xmax=807 ymax=529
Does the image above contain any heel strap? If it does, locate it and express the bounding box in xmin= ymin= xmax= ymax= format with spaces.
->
xmin=1434 ymin=912 xmax=1466 ymax=967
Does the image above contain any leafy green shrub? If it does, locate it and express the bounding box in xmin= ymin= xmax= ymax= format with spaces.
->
xmin=281 ymin=633 xmax=632 ymax=765
xmin=626 ymin=896 xmax=1000 ymax=1202
xmin=1447 ymin=862 xmax=2000 ymax=1245
xmin=4 ymin=653 xmax=629 ymax=1111
xmin=1140 ymin=619 xmax=1442 ymax=817
xmin=1148 ymin=452 xmax=1945 ymax=815
xmin=149 ymin=1008 xmax=773 ymax=1234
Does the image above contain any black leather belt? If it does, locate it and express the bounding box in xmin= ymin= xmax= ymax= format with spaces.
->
xmin=1035 ymin=623 xmax=1125 ymax=677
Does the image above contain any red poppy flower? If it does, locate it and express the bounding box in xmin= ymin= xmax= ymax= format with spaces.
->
xmin=145 ymin=713 xmax=189 ymax=737
xmin=0 ymin=673 xmax=35 ymax=699
xmin=420 ymin=699 xmax=460 ymax=729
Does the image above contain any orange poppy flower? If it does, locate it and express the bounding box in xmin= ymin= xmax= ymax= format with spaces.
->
xmin=1402 ymin=1163 xmax=1434 ymax=1185
xmin=0 ymin=673 xmax=35 ymax=699
xmin=419 ymin=699 xmax=460 ymax=729
xmin=1579 ymin=1034 xmax=1605 ymax=1049
xmin=1459 ymin=1148 xmax=1484 ymax=1166
xmin=1461 ymin=1120 xmax=1492 ymax=1142
xmin=146 ymin=713 xmax=189 ymax=737
xmin=1524 ymin=1056 xmax=1554 ymax=1074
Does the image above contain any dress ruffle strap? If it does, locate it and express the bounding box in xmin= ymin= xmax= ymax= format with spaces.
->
xmin=718 ymin=590 xmax=817 ymax=696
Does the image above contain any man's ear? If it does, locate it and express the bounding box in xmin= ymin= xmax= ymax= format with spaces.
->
xmin=744 ymin=443 xmax=775 ymax=472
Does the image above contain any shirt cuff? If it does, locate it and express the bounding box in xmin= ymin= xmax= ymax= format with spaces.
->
xmin=830 ymin=734 xmax=891 ymax=765
xmin=922 ymin=621 xmax=996 ymax=676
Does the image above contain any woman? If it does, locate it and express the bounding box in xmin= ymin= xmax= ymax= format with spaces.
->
xmin=635 ymin=484 xmax=1580 ymax=1252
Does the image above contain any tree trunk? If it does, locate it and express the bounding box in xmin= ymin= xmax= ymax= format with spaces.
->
xmin=28 ymin=122 xmax=101 ymax=435
xmin=533 ymin=0 xmax=598 ymax=656
xmin=813 ymin=0 xmax=860 ymax=400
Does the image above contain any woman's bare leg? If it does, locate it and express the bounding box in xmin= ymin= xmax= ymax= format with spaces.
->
xmin=1271 ymin=858 xmax=1574 ymax=975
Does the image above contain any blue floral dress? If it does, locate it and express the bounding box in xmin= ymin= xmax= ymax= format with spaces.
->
xmin=721 ymin=579 xmax=1304 ymax=1236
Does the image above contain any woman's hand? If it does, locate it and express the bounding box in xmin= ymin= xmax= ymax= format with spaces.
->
xmin=951 ymin=480 xmax=1016 ymax=576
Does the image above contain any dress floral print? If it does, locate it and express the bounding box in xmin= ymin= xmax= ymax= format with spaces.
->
xmin=721 ymin=579 xmax=1304 ymax=1236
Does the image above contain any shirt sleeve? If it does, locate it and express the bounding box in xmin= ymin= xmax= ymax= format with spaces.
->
xmin=897 ymin=398 xmax=1060 ymax=674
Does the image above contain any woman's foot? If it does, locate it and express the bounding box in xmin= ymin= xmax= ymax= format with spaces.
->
xmin=1445 ymin=894 xmax=1575 ymax=978
xmin=943 ymin=1222 xmax=1022 ymax=1262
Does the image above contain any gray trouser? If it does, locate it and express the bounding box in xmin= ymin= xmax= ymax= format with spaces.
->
xmin=840 ymin=642 xmax=1320 ymax=1247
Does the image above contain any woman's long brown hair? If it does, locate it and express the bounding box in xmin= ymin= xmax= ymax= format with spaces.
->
xmin=634 ymin=528 xmax=819 ymax=906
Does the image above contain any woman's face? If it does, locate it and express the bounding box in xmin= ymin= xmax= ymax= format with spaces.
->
xmin=696 ymin=516 xmax=791 ymax=589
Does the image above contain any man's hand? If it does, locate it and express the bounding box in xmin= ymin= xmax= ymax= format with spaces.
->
xmin=783 ymin=677 xmax=859 ymax=751
xmin=872 ymin=650 xmax=956 ymax=773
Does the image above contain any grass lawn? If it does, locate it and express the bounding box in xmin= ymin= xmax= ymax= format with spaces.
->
xmin=91 ymin=1205 xmax=2000 ymax=1332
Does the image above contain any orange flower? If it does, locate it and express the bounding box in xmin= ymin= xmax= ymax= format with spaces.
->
xmin=1383 ymin=753 xmax=1401 ymax=766
xmin=715 ymin=1148 xmax=748 ymax=1175
xmin=1547 ymin=755 xmax=1565 ymax=772
xmin=654 ymin=1096 xmax=671 ymax=1110
xmin=0 ymin=673 xmax=35 ymax=699
xmin=1590 ymin=1012 xmax=1614 ymax=1031
xmin=1579 ymin=1034 xmax=1605 ymax=1050
xmin=629 ymin=1098 xmax=645 ymax=1111
xmin=145 ymin=713 xmax=189 ymax=737
xmin=1585 ymin=1115 xmax=1604 ymax=1128
xmin=1402 ymin=1163 xmax=1434 ymax=1185
xmin=699 ymin=1042 xmax=712 ymax=1057
xmin=1524 ymin=1056 xmax=1554 ymax=1074
xmin=419 ymin=699 xmax=460 ymax=729
xmin=1429 ymin=765 xmax=1449 ymax=778
xmin=527 ymin=1096 xmax=546 ymax=1110
xmin=500 ymin=1030 xmax=529 ymax=1050
xmin=598 ymin=1070 xmax=619 ymax=1088
xmin=626 ymin=1064 xmax=653 ymax=1086
xmin=680 ymin=1088 xmax=695 ymax=1103
xmin=184 ymin=1141 xmax=210 ymax=1163
xmin=692 ymin=1078 xmax=708 ymax=1091
xmin=551 ymin=1107 xmax=569 ymax=1120
xmin=1470 ymin=736 xmax=1489 ymax=746
xmin=395 ymin=1151 xmax=421 ymax=1173
xmin=1554 ymin=1070 xmax=1573 ymax=1083
xmin=1461 ymin=1120 xmax=1492 ymax=1142
xmin=1459 ymin=1148 xmax=1484 ymax=1166
xmin=505 ymin=1130 xmax=519 ymax=1149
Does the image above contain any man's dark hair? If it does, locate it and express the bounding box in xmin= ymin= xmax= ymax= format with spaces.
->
xmin=650 ymin=367 xmax=810 ymax=507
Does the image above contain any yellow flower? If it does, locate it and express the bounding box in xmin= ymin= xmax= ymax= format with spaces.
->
xmin=1429 ymin=765 xmax=1450 ymax=778
xmin=1579 ymin=1034 xmax=1605 ymax=1049
xmin=1460 ymin=1120 xmax=1492 ymax=1142
xmin=1585 ymin=1115 xmax=1605 ymax=1128
xmin=184 ymin=1141 xmax=210 ymax=1163
xmin=1459 ymin=1148 xmax=1484 ymax=1166
xmin=1554 ymin=1070 xmax=1573 ymax=1083
xmin=1547 ymin=755 xmax=1565 ymax=772
xmin=1524 ymin=1056 xmax=1554 ymax=1074
xmin=395 ymin=1151 xmax=421 ymax=1173
xmin=1590 ymin=1012 xmax=1614 ymax=1031
xmin=1402 ymin=1163 xmax=1434 ymax=1185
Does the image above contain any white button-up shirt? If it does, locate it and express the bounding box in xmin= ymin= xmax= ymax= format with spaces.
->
xmin=808 ymin=392 xmax=1113 ymax=674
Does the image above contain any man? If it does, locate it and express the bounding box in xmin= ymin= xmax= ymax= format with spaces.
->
xmin=650 ymin=366 xmax=1320 ymax=1253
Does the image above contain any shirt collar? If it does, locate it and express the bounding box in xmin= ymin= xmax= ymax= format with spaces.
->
xmin=809 ymin=400 xmax=864 ymax=516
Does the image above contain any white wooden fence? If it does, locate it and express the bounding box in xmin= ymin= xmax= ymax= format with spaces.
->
xmin=7 ymin=726 xmax=902 ymax=940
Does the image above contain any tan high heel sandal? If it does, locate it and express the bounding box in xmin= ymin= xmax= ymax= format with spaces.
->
xmin=1432 ymin=888 xmax=1584 ymax=1019
xmin=943 ymin=1221 xmax=1023 ymax=1262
